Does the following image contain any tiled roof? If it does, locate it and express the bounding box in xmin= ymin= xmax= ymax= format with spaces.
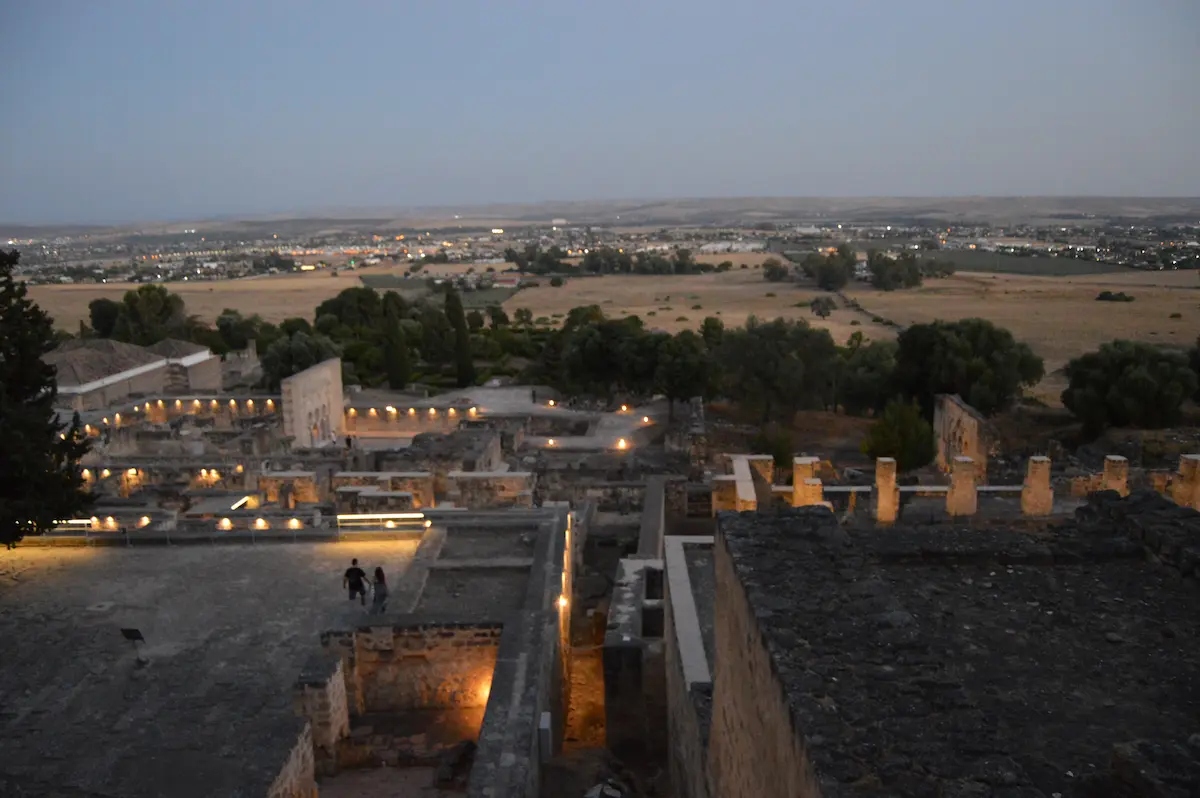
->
xmin=144 ymin=338 xmax=209 ymax=359
xmin=46 ymin=339 xmax=164 ymax=388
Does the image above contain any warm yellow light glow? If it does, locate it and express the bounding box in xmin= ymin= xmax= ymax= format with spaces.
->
xmin=114 ymin=413 xmax=121 ymax=423
xmin=448 ymin=408 xmax=456 ymax=416
xmin=157 ymin=400 xmax=164 ymax=407
xmin=235 ymin=464 xmax=244 ymax=473
xmin=218 ymin=517 xmax=233 ymax=530
xmin=266 ymin=399 xmax=275 ymax=409
xmin=211 ymin=399 xmax=218 ymax=408
xmin=408 ymin=407 xmax=416 ymax=415
xmin=127 ymin=468 xmax=138 ymax=476
xmin=134 ymin=405 xmax=140 ymax=412
xmin=82 ymin=469 xmax=91 ymax=479
xmin=254 ymin=518 xmax=269 ymax=530
xmin=230 ymin=496 xmax=250 ymax=510
xmin=59 ymin=433 xmax=66 ymax=439
xmin=288 ymin=518 xmax=302 ymax=530
xmin=102 ymin=417 xmax=109 ymax=425
xmin=642 ymin=416 xmax=650 ymax=423
xmin=90 ymin=516 xmax=100 ymax=527
xmin=469 ymin=406 xmax=477 ymax=416
xmin=620 ymin=404 xmax=628 ymax=412
xmin=548 ymin=399 xmax=555 ymax=407
xmin=104 ymin=516 xmax=116 ymax=530
xmin=335 ymin=512 xmax=425 ymax=521
xmin=348 ymin=408 xmax=357 ymax=416
xmin=246 ymin=399 xmax=254 ymax=407
xmin=211 ymin=469 xmax=220 ymax=479
xmin=557 ymin=595 xmax=568 ymax=610
xmin=386 ymin=406 xmax=396 ymax=413
xmin=229 ymin=399 xmax=237 ymax=407
xmin=200 ymin=468 xmax=208 ymax=476
xmin=424 ymin=519 xmax=433 ymax=528
xmin=101 ymin=469 xmax=111 ymax=478
xmin=138 ymin=516 xmax=151 ymax=528
xmin=175 ymin=399 xmax=182 ymax=408
xmin=385 ymin=520 xmax=396 ymax=529
xmin=194 ymin=399 xmax=201 ymax=407
xmin=428 ymin=408 xmax=436 ymax=416
xmin=368 ymin=408 xmax=377 ymax=417
xmin=617 ymin=438 xmax=628 ymax=450
xmin=547 ymin=438 xmax=556 ymax=446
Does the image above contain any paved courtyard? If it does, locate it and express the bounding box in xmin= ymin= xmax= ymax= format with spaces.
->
xmin=0 ymin=540 xmax=419 ymax=798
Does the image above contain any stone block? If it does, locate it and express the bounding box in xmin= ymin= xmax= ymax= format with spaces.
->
xmin=794 ymin=478 xmax=823 ymax=507
xmin=1172 ymin=454 xmax=1200 ymax=510
xmin=947 ymin=456 xmax=977 ymax=517
xmin=873 ymin=458 xmax=899 ymax=524
xmin=792 ymin=457 xmax=819 ymax=506
xmin=1102 ymin=455 xmax=1129 ymax=497
xmin=1021 ymin=456 xmax=1053 ymax=516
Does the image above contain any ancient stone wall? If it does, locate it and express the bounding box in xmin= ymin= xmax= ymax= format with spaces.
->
xmin=665 ymin=537 xmax=714 ymax=798
xmin=292 ymin=652 xmax=351 ymax=775
xmin=185 ymin=354 xmax=223 ymax=391
xmin=708 ymin=520 xmax=822 ymax=798
xmin=449 ymin=471 xmax=534 ymax=509
xmin=258 ymin=473 xmax=321 ymax=505
xmin=933 ymin=394 xmax=993 ymax=480
xmin=281 ymin=358 xmax=344 ymax=448
xmin=353 ymin=624 xmax=502 ymax=712
xmin=266 ymin=725 xmax=317 ymax=798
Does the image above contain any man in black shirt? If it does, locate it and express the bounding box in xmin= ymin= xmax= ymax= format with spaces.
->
xmin=343 ymin=558 xmax=367 ymax=605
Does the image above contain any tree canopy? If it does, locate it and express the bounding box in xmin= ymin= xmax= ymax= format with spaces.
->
xmin=861 ymin=400 xmax=936 ymax=472
xmin=0 ymin=250 xmax=91 ymax=547
xmin=892 ymin=319 xmax=1044 ymax=417
xmin=1061 ymin=340 xmax=1198 ymax=433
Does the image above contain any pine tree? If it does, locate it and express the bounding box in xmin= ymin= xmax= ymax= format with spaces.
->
xmin=0 ymin=250 xmax=91 ymax=547
xmin=383 ymin=317 xmax=411 ymax=390
xmin=444 ymin=288 xmax=475 ymax=388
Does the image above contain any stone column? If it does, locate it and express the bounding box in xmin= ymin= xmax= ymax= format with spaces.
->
xmin=792 ymin=457 xmax=819 ymax=507
xmin=1172 ymin=454 xmax=1200 ymax=510
xmin=1021 ymin=456 xmax=1053 ymax=516
xmin=947 ymin=456 xmax=977 ymax=517
xmin=1101 ymin=455 xmax=1129 ymax=496
xmin=796 ymin=478 xmax=823 ymax=507
xmin=873 ymin=458 xmax=898 ymax=524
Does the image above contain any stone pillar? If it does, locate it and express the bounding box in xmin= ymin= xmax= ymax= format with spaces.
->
xmin=1101 ymin=455 xmax=1129 ymax=496
xmin=795 ymin=478 xmax=823 ymax=507
xmin=792 ymin=457 xmax=820 ymax=507
xmin=873 ymin=458 xmax=899 ymax=524
xmin=1021 ymin=456 xmax=1053 ymax=517
xmin=1172 ymin=454 xmax=1200 ymax=510
xmin=947 ymin=456 xmax=978 ymax=517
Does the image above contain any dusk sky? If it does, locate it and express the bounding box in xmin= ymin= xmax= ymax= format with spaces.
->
xmin=1 ymin=1 xmax=1197 ymax=225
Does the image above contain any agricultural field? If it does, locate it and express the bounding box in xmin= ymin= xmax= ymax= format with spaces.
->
xmin=504 ymin=269 xmax=894 ymax=344
xmin=845 ymin=269 xmax=1200 ymax=401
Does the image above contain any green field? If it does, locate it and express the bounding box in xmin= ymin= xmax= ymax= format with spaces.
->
xmin=919 ymin=249 xmax=1127 ymax=276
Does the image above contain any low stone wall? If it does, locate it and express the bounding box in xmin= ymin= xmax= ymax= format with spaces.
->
xmin=449 ymin=471 xmax=534 ymax=509
xmin=266 ymin=725 xmax=317 ymax=798
xmin=603 ymin=558 xmax=666 ymax=764
xmin=292 ymin=652 xmax=351 ymax=776
xmin=638 ymin=475 xmax=666 ymax=557
xmin=665 ymin=537 xmax=714 ymax=798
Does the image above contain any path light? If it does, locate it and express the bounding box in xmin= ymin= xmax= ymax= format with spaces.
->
xmin=448 ymin=408 xmax=456 ymax=416
xmin=408 ymin=408 xmax=416 ymax=415
xmin=193 ymin=399 xmax=201 ymax=407
xmin=617 ymin=438 xmax=628 ymax=450
xmin=254 ymin=518 xmax=269 ymax=530
xmin=429 ymin=408 xmax=436 ymax=416
xmin=175 ymin=399 xmax=182 ymax=409
xmin=642 ymin=416 xmax=650 ymax=423
xmin=385 ymin=520 xmax=396 ymax=529
xmin=547 ymin=438 xmax=556 ymax=447
xmin=218 ymin=518 xmax=232 ymax=530
xmin=620 ymin=404 xmax=628 ymax=412
xmin=288 ymin=518 xmax=302 ymax=530
xmin=469 ymin=407 xmax=477 ymax=416
xmin=424 ymin=519 xmax=433 ymax=528
xmin=548 ymin=399 xmax=555 ymax=407
xmin=557 ymin=595 xmax=568 ymax=610
xmin=138 ymin=516 xmax=151 ymax=528
xmin=348 ymin=408 xmax=357 ymax=417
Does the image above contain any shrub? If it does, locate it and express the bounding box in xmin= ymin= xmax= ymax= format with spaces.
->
xmin=691 ymin=304 xmax=702 ymax=310
xmin=1095 ymin=290 xmax=1135 ymax=302
xmin=647 ymin=311 xmax=657 ymax=316
xmin=1061 ymin=340 xmax=1198 ymax=432
xmin=1170 ymin=312 xmax=1182 ymax=319
xmin=765 ymin=292 xmax=776 ymax=298
xmin=751 ymin=425 xmax=794 ymax=471
xmin=861 ymin=400 xmax=936 ymax=471
xmin=675 ymin=316 xmax=689 ymax=322
xmin=850 ymin=320 xmax=861 ymax=326
xmin=550 ymin=276 xmax=564 ymax=287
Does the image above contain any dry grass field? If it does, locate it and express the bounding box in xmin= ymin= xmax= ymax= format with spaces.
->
xmin=845 ymin=270 xmax=1200 ymax=401
xmin=504 ymin=269 xmax=895 ymax=344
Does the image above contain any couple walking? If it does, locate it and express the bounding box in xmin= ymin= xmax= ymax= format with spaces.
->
xmin=343 ymin=558 xmax=388 ymax=614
